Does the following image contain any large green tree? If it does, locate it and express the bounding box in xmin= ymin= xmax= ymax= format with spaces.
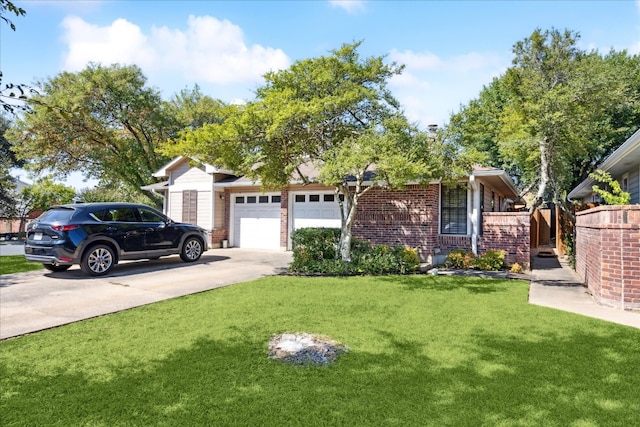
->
xmin=6 ymin=64 xmax=179 ymax=200
xmin=13 ymin=177 xmax=76 ymax=233
xmin=448 ymin=28 xmax=640 ymax=210
xmin=163 ymin=42 xmax=454 ymax=261
xmin=0 ymin=114 xmax=22 ymax=215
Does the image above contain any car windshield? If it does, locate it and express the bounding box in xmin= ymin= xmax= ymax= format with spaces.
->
xmin=37 ymin=207 xmax=76 ymax=223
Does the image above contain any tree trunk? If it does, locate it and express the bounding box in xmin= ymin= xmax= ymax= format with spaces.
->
xmin=337 ymin=186 xmax=355 ymax=262
xmin=338 ymin=197 xmax=359 ymax=262
xmin=530 ymin=137 xmax=550 ymax=212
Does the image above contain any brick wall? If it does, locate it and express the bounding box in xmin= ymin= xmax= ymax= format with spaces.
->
xmin=575 ymin=205 xmax=640 ymax=311
xmin=478 ymin=212 xmax=531 ymax=269
xmin=352 ymin=185 xmax=440 ymax=260
xmin=209 ymin=228 xmax=227 ymax=247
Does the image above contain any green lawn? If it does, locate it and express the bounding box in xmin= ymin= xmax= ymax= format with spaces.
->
xmin=1 ymin=275 xmax=639 ymax=426
xmin=0 ymin=255 xmax=43 ymax=275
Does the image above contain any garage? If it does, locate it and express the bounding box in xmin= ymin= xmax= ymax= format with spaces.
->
xmin=291 ymin=191 xmax=342 ymax=231
xmin=232 ymin=193 xmax=281 ymax=249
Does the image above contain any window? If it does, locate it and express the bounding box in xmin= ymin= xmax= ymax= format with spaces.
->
xmin=235 ymin=196 xmax=245 ymax=204
xmin=259 ymin=195 xmax=269 ymax=203
xmin=621 ymin=173 xmax=629 ymax=193
xmin=309 ymin=194 xmax=320 ymax=202
xmin=295 ymin=195 xmax=306 ymax=203
xmin=441 ymin=184 xmax=467 ymax=235
xmin=139 ymin=207 xmax=165 ymax=223
xmin=324 ymin=194 xmax=335 ymax=202
xmin=271 ymin=195 xmax=281 ymax=203
xmin=247 ymin=196 xmax=257 ymax=204
xmin=111 ymin=208 xmax=138 ymax=222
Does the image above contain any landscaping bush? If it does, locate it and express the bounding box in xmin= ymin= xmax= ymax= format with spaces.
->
xmin=509 ymin=262 xmax=524 ymax=274
xmin=290 ymin=228 xmax=419 ymax=275
xmin=473 ymin=249 xmax=507 ymax=271
xmin=445 ymin=248 xmax=507 ymax=271
xmin=290 ymin=228 xmax=340 ymax=273
xmin=444 ymin=249 xmax=475 ymax=269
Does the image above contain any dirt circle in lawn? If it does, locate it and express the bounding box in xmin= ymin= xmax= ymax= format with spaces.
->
xmin=268 ymin=333 xmax=348 ymax=366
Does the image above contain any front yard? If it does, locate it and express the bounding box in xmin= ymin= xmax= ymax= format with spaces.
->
xmin=1 ymin=275 xmax=639 ymax=426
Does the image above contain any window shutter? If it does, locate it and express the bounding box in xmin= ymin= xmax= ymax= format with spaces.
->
xmin=182 ymin=190 xmax=198 ymax=224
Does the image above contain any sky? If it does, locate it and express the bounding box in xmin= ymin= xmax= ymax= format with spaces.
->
xmin=2 ymin=0 xmax=640 ymax=189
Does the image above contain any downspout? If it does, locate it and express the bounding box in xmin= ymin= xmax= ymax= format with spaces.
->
xmin=469 ymin=174 xmax=480 ymax=255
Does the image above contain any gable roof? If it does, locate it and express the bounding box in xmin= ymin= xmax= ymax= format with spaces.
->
xmin=568 ymin=127 xmax=640 ymax=201
xmin=153 ymin=156 xmax=235 ymax=178
xmin=213 ymin=161 xmax=519 ymax=199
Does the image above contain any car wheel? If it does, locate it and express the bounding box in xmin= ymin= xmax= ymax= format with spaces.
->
xmin=81 ymin=244 xmax=115 ymax=276
xmin=43 ymin=264 xmax=71 ymax=273
xmin=180 ymin=237 xmax=203 ymax=262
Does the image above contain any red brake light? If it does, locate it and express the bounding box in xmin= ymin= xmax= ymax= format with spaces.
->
xmin=52 ymin=224 xmax=80 ymax=232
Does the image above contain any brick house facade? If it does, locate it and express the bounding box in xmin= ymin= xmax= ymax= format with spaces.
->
xmin=150 ymin=157 xmax=529 ymax=266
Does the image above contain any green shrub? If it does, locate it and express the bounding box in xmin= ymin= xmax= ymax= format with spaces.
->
xmin=444 ymin=249 xmax=507 ymax=271
xmin=444 ymin=249 xmax=475 ymax=269
xmin=290 ymin=228 xmax=419 ymax=275
xmin=290 ymin=228 xmax=340 ymax=273
xmin=474 ymin=249 xmax=507 ymax=271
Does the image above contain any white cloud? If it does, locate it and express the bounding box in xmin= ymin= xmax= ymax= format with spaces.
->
xmin=62 ymin=17 xmax=155 ymax=70
xmin=60 ymin=15 xmax=290 ymax=87
xmin=389 ymin=49 xmax=442 ymax=70
xmin=329 ymin=0 xmax=366 ymax=14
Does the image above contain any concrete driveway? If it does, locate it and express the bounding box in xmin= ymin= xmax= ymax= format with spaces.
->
xmin=0 ymin=248 xmax=292 ymax=340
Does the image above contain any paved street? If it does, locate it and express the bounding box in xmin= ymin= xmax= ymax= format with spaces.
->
xmin=0 ymin=248 xmax=292 ymax=339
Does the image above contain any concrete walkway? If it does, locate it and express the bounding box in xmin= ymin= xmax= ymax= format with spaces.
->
xmin=528 ymin=253 xmax=640 ymax=329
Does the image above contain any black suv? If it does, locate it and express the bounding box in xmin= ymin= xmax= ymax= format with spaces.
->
xmin=24 ymin=203 xmax=208 ymax=276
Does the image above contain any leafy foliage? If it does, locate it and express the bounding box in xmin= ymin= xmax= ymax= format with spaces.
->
xmin=0 ymin=1 xmax=35 ymax=114
xmin=77 ymin=184 xmax=158 ymax=206
xmin=445 ymin=249 xmax=507 ymax=271
xmin=5 ymin=64 xmax=177 ymax=197
xmin=448 ymin=28 xmax=640 ymax=209
xmin=589 ymin=169 xmax=631 ymax=205
xmin=0 ymin=114 xmax=21 ymax=213
xmin=0 ymin=0 xmax=24 ymax=31
xmin=444 ymin=249 xmax=475 ymax=269
xmin=473 ymin=249 xmax=507 ymax=271
xmin=290 ymin=227 xmax=420 ymax=275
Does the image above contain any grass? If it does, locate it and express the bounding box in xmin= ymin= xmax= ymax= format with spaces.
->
xmin=1 ymin=275 xmax=639 ymax=426
xmin=0 ymin=255 xmax=43 ymax=275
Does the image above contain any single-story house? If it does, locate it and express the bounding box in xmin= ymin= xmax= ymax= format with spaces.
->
xmin=568 ymin=127 xmax=640 ymax=204
xmin=144 ymin=156 xmax=529 ymax=266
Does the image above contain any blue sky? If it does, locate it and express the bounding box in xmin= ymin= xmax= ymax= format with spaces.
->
xmin=3 ymin=0 xmax=640 ymax=188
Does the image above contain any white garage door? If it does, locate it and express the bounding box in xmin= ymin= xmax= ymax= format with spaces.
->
xmin=292 ymin=192 xmax=342 ymax=230
xmin=232 ymin=194 xmax=281 ymax=249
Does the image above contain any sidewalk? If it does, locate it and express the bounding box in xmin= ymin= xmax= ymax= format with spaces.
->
xmin=528 ymin=253 xmax=640 ymax=329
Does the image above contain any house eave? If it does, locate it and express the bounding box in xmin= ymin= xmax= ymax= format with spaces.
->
xmin=568 ymin=127 xmax=640 ymax=201
xmin=153 ymin=156 xmax=235 ymax=178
